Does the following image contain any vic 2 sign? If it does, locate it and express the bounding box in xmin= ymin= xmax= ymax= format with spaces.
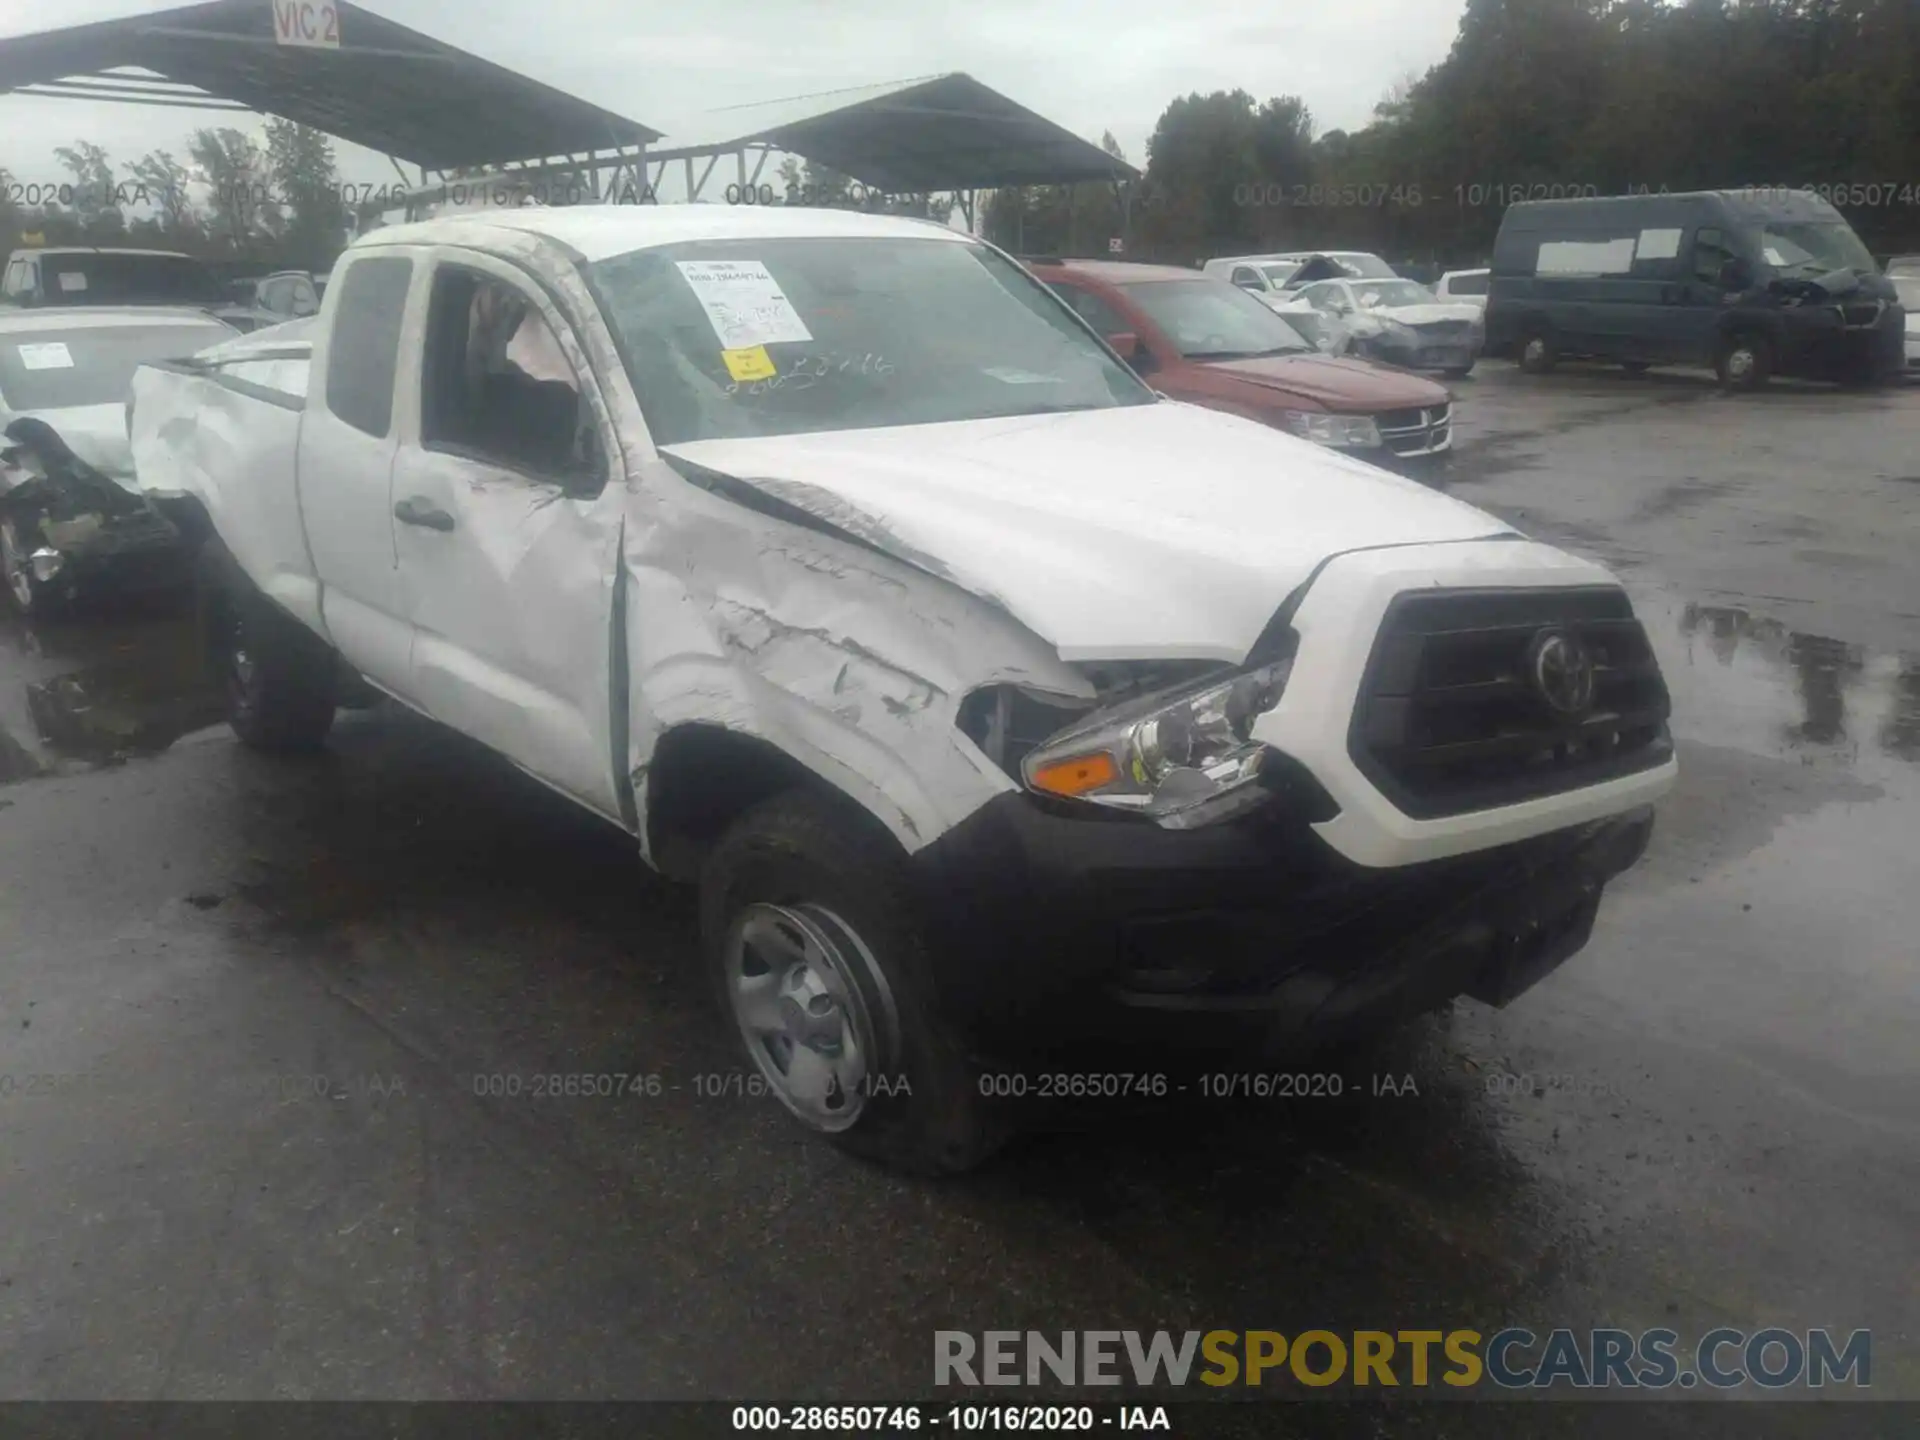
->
xmin=272 ymin=0 xmax=340 ymax=48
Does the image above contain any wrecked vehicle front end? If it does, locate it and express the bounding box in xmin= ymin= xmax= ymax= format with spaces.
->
xmin=1 ymin=415 xmax=189 ymax=613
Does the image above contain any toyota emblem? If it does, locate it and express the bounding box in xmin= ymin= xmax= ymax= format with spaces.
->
xmin=1526 ymin=629 xmax=1596 ymax=716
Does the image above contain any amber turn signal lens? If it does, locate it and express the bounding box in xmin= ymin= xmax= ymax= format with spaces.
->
xmin=1028 ymin=751 xmax=1118 ymax=797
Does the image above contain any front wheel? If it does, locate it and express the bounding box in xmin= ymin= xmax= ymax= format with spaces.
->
xmin=1716 ymin=332 xmax=1772 ymax=391
xmin=1442 ymin=363 xmax=1476 ymax=379
xmin=1518 ymin=328 xmax=1558 ymax=374
xmin=699 ymin=791 xmax=1002 ymax=1174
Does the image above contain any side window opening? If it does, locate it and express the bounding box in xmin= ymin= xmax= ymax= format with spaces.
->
xmin=323 ymin=254 xmax=412 ymax=438
xmin=419 ymin=265 xmax=598 ymax=489
xmin=1692 ymin=227 xmax=1736 ymax=285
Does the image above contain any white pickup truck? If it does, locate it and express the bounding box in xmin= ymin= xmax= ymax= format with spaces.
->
xmin=131 ymin=206 xmax=1676 ymax=1172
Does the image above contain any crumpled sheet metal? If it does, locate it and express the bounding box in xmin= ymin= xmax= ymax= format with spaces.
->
xmin=129 ymin=364 xmax=317 ymax=627
xmin=623 ymin=463 xmax=1090 ymax=856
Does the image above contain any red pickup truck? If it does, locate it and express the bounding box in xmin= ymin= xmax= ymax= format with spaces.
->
xmin=1026 ymin=258 xmax=1455 ymax=475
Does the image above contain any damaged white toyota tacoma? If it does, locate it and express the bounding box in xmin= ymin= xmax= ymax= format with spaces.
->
xmin=130 ymin=207 xmax=1676 ymax=1172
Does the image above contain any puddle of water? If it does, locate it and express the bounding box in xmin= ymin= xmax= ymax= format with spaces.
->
xmin=1638 ymin=592 xmax=1920 ymax=786
xmin=0 ymin=607 xmax=224 ymax=776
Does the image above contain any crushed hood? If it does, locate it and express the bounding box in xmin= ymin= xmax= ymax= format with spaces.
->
xmin=2 ymin=404 xmax=137 ymax=494
xmin=1202 ymin=353 xmax=1449 ymax=409
xmin=661 ymin=401 xmax=1515 ymax=662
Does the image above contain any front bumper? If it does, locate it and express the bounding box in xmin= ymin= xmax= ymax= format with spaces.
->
xmin=910 ymin=787 xmax=1655 ymax=1063
xmin=1360 ymin=331 xmax=1483 ymax=371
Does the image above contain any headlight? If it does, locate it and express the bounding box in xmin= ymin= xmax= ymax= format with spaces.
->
xmin=1276 ymin=410 xmax=1382 ymax=448
xmin=1019 ymin=659 xmax=1293 ymax=828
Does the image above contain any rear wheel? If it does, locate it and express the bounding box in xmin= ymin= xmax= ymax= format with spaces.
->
xmin=1442 ymin=362 xmax=1476 ymax=379
xmin=699 ymin=791 xmax=1002 ymax=1175
xmin=211 ymin=579 xmax=338 ymax=752
xmin=1716 ymin=332 xmax=1772 ymax=391
xmin=1518 ymin=327 xmax=1558 ymax=374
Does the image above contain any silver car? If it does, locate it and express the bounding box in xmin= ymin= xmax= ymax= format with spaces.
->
xmin=0 ymin=306 xmax=236 ymax=613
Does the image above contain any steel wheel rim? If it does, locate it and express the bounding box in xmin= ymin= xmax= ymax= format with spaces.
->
xmin=1524 ymin=337 xmax=1547 ymax=366
xmin=1728 ymin=346 xmax=1754 ymax=380
xmin=723 ymin=901 xmax=899 ymax=1134
xmin=0 ymin=521 xmax=34 ymax=610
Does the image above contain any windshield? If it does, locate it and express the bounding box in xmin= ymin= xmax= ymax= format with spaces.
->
xmin=1333 ymin=254 xmax=1398 ymax=279
xmin=1118 ymin=278 xmax=1313 ymax=359
xmin=1261 ymin=264 xmax=1301 ymax=283
xmin=1352 ymin=279 xmax=1439 ymax=308
xmin=587 ymin=237 xmax=1151 ymax=445
xmin=1758 ymin=222 xmax=1877 ymax=277
xmin=35 ymin=253 xmax=224 ymax=306
xmin=0 ymin=322 xmax=233 ymax=411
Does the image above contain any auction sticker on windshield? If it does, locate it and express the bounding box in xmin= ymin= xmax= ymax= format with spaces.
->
xmin=675 ymin=260 xmax=814 ymax=349
xmin=16 ymin=343 xmax=75 ymax=370
xmin=721 ymin=345 xmax=777 ymax=382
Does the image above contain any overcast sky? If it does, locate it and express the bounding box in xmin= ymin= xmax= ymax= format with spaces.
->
xmin=0 ymin=0 xmax=1465 ymax=188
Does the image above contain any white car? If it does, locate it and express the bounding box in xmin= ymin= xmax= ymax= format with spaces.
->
xmin=1203 ymin=251 xmax=1398 ymax=303
xmin=0 ymin=305 xmax=236 ymax=612
xmin=1295 ymin=276 xmax=1485 ymax=377
xmin=129 ymin=205 xmax=1674 ymax=1172
xmin=1435 ymin=268 xmax=1490 ymax=312
xmin=1892 ymin=274 xmax=1920 ymax=377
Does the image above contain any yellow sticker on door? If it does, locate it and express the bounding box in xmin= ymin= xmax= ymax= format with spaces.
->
xmin=722 ymin=345 xmax=776 ymax=382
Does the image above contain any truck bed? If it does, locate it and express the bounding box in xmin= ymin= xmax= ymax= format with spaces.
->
xmin=130 ymin=319 xmax=320 ymax=627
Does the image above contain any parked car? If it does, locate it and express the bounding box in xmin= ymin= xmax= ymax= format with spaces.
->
xmin=1484 ymin=190 xmax=1904 ymax=388
xmin=1885 ymin=255 xmax=1920 ymax=278
xmin=1028 ymin=258 xmax=1452 ymax=471
xmin=1894 ymin=273 xmax=1920 ymax=377
xmin=214 ymin=270 xmax=324 ymax=333
xmin=130 ymin=206 xmax=1675 ymax=1173
xmin=0 ymin=305 xmax=236 ymax=613
xmin=1266 ymin=293 xmax=1352 ymax=356
xmin=1 ymin=247 xmax=226 ymax=310
xmin=1435 ymin=268 xmax=1490 ymax=311
xmin=1203 ymin=251 xmax=1397 ymax=301
xmin=1293 ymin=276 xmax=1485 ymax=377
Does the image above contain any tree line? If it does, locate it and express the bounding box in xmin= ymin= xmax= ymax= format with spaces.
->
xmin=989 ymin=0 xmax=1920 ymax=268
xmin=1 ymin=117 xmax=354 ymax=274
xmin=7 ymin=1 xmax=1917 ymax=276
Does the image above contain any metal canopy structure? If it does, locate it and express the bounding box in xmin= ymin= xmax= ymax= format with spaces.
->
xmin=654 ymin=73 xmax=1139 ymax=194
xmin=0 ymin=0 xmax=660 ymax=171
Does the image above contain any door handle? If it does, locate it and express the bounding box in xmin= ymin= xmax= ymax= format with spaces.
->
xmin=393 ymin=497 xmax=455 ymax=532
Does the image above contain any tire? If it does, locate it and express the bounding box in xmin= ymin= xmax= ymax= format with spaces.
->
xmin=0 ymin=516 xmax=55 ymax=617
xmin=213 ymin=578 xmax=338 ymax=752
xmin=1621 ymin=360 xmax=1651 ymax=375
xmin=699 ymin=790 xmax=1002 ymax=1175
xmin=1518 ymin=327 xmax=1558 ymax=374
xmin=1442 ymin=363 xmax=1475 ymax=379
xmin=1715 ymin=332 xmax=1772 ymax=391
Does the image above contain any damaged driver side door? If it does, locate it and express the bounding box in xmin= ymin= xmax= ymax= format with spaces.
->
xmin=387 ymin=249 xmax=628 ymax=826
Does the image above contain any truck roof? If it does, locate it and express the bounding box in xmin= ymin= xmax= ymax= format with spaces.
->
xmin=353 ymin=204 xmax=973 ymax=264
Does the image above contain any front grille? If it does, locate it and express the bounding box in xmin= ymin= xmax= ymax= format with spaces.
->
xmin=1349 ymin=588 xmax=1672 ymax=820
xmin=1376 ymin=402 xmax=1452 ymax=456
xmin=1414 ymin=320 xmax=1474 ymax=342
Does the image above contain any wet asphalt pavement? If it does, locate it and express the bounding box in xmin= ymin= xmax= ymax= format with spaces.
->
xmin=0 ymin=362 xmax=1915 ymax=1430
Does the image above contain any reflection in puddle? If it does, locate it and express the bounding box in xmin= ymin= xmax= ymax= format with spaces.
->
xmin=1667 ymin=599 xmax=1919 ymax=771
